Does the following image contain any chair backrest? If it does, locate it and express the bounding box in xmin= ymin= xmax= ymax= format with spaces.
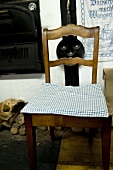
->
xmin=43 ymin=24 xmax=100 ymax=84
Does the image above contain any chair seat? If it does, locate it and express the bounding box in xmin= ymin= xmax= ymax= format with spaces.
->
xmin=21 ymin=83 xmax=109 ymax=118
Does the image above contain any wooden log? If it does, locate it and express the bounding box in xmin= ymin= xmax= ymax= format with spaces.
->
xmin=19 ymin=125 xmax=25 ymax=135
xmin=15 ymin=113 xmax=25 ymax=126
xmin=10 ymin=123 xmax=20 ymax=135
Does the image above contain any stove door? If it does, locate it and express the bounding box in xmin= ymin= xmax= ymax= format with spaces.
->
xmin=0 ymin=5 xmax=37 ymax=44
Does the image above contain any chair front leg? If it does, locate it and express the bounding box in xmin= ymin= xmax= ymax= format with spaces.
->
xmin=102 ymin=116 xmax=112 ymax=170
xmin=24 ymin=114 xmax=37 ymax=170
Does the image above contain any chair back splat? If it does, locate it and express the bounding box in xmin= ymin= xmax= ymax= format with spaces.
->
xmin=43 ymin=24 xmax=99 ymax=84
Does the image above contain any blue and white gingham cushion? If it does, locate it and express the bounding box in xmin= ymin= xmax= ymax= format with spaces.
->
xmin=21 ymin=83 xmax=109 ymax=117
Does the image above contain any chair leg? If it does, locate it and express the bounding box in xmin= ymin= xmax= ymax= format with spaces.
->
xmin=101 ymin=116 xmax=111 ymax=170
xmin=50 ymin=126 xmax=56 ymax=141
xmin=88 ymin=128 xmax=97 ymax=144
xmin=24 ymin=114 xmax=37 ymax=170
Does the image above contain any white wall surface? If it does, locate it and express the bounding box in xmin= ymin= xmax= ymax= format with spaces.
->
xmin=0 ymin=0 xmax=113 ymax=102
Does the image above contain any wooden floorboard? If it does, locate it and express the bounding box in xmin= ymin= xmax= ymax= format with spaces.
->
xmin=56 ymin=128 xmax=113 ymax=170
xmin=57 ymin=165 xmax=113 ymax=170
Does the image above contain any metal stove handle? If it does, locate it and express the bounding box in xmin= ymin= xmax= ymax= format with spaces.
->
xmin=0 ymin=9 xmax=13 ymax=19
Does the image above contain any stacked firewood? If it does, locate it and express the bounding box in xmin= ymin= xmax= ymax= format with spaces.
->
xmin=0 ymin=99 xmax=26 ymax=135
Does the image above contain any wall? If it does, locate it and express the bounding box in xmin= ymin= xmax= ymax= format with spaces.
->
xmin=0 ymin=0 xmax=113 ymax=102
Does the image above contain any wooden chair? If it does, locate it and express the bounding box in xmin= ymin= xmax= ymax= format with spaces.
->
xmin=22 ymin=24 xmax=111 ymax=170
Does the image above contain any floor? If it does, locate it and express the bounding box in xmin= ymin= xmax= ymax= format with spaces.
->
xmin=0 ymin=128 xmax=61 ymax=170
xmin=0 ymin=128 xmax=113 ymax=170
xmin=57 ymin=128 xmax=113 ymax=170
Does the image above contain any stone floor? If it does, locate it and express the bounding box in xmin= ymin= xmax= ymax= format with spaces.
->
xmin=0 ymin=128 xmax=61 ymax=170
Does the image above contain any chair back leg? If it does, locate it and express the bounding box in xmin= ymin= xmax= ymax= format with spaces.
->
xmin=50 ymin=126 xmax=56 ymax=141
